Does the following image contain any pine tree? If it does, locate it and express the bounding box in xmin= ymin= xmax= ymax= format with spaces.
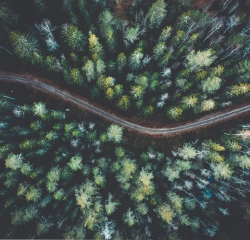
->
xmin=166 ymin=106 xmax=183 ymax=120
xmin=153 ymin=42 xmax=167 ymax=60
xmin=99 ymin=10 xmax=116 ymax=52
xmin=117 ymin=95 xmax=130 ymax=110
xmin=211 ymin=162 xmax=232 ymax=180
xmin=129 ymin=48 xmax=143 ymax=70
xmin=201 ymin=76 xmax=222 ymax=93
xmin=70 ymin=68 xmax=84 ymax=86
xmin=5 ymin=153 xmax=23 ymax=170
xmin=88 ymin=34 xmax=103 ymax=61
xmin=178 ymin=143 xmax=196 ymax=160
xmin=32 ymin=102 xmax=47 ymax=117
xmin=68 ymin=155 xmax=83 ymax=171
xmin=9 ymin=31 xmax=41 ymax=62
xmin=130 ymin=85 xmax=144 ymax=99
xmin=25 ymin=186 xmax=42 ymax=202
xmin=105 ymin=87 xmax=114 ymax=100
xmin=181 ymin=95 xmax=198 ymax=109
xmin=117 ymin=53 xmax=126 ymax=72
xmin=159 ymin=26 xmax=172 ymax=41
xmin=185 ymin=49 xmax=217 ymax=72
xmin=147 ymin=0 xmax=167 ymax=28
xmin=36 ymin=218 xmax=54 ymax=236
xmin=124 ymin=25 xmax=140 ymax=45
xmin=156 ymin=203 xmax=175 ymax=224
xmin=226 ymin=83 xmax=250 ymax=98
xmin=107 ymin=124 xmax=123 ymax=143
xmin=105 ymin=193 xmax=120 ymax=215
xmin=123 ymin=208 xmax=136 ymax=227
xmin=96 ymin=59 xmax=106 ymax=76
xmin=200 ymin=99 xmax=215 ymax=112
xmin=82 ymin=59 xmax=95 ymax=82
xmin=65 ymin=25 xmax=86 ymax=52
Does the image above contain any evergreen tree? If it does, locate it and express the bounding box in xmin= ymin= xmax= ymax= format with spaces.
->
xmin=147 ymin=0 xmax=168 ymax=28
xmin=9 ymin=31 xmax=41 ymax=62
xmin=65 ymin=25 xmax=86 ymax=52
xmin=107 ymin=124 xmax=123 ymax=143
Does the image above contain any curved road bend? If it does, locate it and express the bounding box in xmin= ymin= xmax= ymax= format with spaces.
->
xmin=1 ymin=73 xmax=250 ymax=135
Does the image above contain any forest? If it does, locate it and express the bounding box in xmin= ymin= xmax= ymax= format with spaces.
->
xmin=1 ymin=0 xmax=250 ymax=239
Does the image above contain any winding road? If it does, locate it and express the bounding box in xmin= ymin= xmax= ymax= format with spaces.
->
xmin=1 ymin=73 xmax=250 ymax=135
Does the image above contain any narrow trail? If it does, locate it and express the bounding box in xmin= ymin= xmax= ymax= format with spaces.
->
xmin=1 ymin=73 xmax=250 ymax=136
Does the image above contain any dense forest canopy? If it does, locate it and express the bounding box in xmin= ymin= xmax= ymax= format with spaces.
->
xmin=1 ymin=92 xmax=250 ymax=239
xmin=1 ymin=0 xmax=250 ymax=239
xmin=0 ymin=0 xmax=250 ymax=122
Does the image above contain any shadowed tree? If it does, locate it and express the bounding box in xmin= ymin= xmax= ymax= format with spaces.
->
xmin=9 ymin=31 xmax=41 ymax=62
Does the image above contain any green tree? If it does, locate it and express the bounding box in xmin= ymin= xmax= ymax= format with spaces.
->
xmin=107 ymin=124 xmax=123 ymax=143
xmin=63 ymin=223 xmax=86 ymax=240
xmin=226 ymin=83 xmax=250 ymax=98
xmin=211 ymin=162 xmax=232 ymax=180
xmin=166 ymin=106 xmax=183 ymax=120
xmin=105 ymin=87 xmax=114 ymax=100
xmin=178 ymin=143 xmax=196 ymax=160
xmin=115 ymin=146 xmax=126 ymax=158
xmin=147 ymin=0 xmax=167 ymax=28
xmin=130 ymin=85 xmax=144 ymax=99
xmin=70 ymin=68 xmax=84 ymax=86
xmin=82 ymin=59 xmax=95 ymax=82
xmin=159 ymin=26 xmax=172 ymax=41
xmin=137 ymin=168 xmax=155 ymax=196
xmin=117 ymin=53 xmax=126 ymax=72
xmin=105 ymin=193 xmax=120 ymax=215
xmin=124 ymin=25 xmax=140 ymax=44
xmin=232 ymin=154 xmax=250 ymax=169
xmin=114 ymin=84 xmax=124 ymax=97
xmin=99 ymin=10 xmax=116 ymax=52
xmin=200 ymin=99 xmax=215 ymax=112
xmin=136 ymin=203 xmax=148 ymax=215
xmin=129 ymin=48 xmax=143 ymax=70
xmin=65 ymin=25 xmax=86 ymax=51
xmin=170 ymin=30 xmax=185 ymax=46
xmin=201 ymin=76 xmax=222 ymax=93
xmin=185 ymin=49 xmax=217 ymax=72
xmin=117 ymin=95 xmax=130 ymax=110
xmin=47 ymin=166 xmax=61 ymax=182
xmin=123 ymin=208 xmax=136 ymax=227
xmin=143 ymin=105 xmax=154 ymax=117
xmin=32 ymin=102 xmax=47 ymax=117
xmin=96 ymin=59 xmax=106 ymax=76
xmin=25 ymin=186 xmax=42 ymax=202
xmin=36 ymin=218 xmax=54 ymax=236
xmin=9 ymin=31 xmax=41 ymax=62
xmin=236 ymin=59 xmax=250 ymax=82
xmin=5 ymin=153 xmax=23 ymax=170
xmin=68 ymin=155 xmax=83 ymax=171
xmin=45 ymin=55 xmax=56 ymax=71
xmin=181 ymin=95 xmax=198 ymax=109
xmin=88 ymin=34 xmax=103 ymax=61
xmin=19 ymin=139 xmax=36 ymax=150
xmin=156 ymin=203 xmax=175 ymax=224
xmin=153 ymin=42 xmax=167 ymax=60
